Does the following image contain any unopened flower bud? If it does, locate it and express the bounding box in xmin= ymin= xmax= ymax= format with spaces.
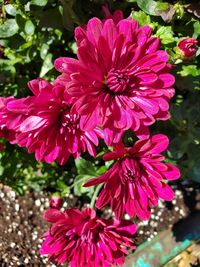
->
xmin=50 ymin=194 xmax=62 ymax=209
xmin=178 ymin=38 xmax=198 ymax=58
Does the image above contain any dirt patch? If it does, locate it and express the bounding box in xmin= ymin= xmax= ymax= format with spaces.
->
xmin=0 ymin=181 xmax=200 ymax=266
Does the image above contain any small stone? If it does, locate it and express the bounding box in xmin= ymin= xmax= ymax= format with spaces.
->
xmin=15 ymin=203 xmax=20 ymax=212
xmin=142 ymin=220 xmax=149 ymax=226
xmin=24 ymin=258 xmax=29 ymax=264
xmin=35 ymin=199 xmax=41 ymax=206
xmin=10 ymin=242 xmax=16 ymax=248
xmin=17 ymin=231 xmax=22 ymax=236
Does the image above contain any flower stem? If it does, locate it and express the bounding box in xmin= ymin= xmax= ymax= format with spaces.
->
xmin=90 ymin=184 xmax=102 ymax=209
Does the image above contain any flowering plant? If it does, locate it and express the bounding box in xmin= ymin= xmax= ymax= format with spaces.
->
xmin=0 ymin=0 xmax=199 ymax=266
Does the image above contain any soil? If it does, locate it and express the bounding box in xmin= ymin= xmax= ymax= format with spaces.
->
xmin=0 ymin=180 xmax=200 ymax=266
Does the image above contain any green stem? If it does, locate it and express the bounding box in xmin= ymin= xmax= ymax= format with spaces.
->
xmin=70 ymin=177 xmax=90 ymax=189
xmin=90 ymin=184 xmax=103 ymax=209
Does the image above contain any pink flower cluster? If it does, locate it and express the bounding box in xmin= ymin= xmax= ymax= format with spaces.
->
xmin=85 ymin=134 xmax=180 ymax=220
xmin=0 ymin=5 xmax=181 ymax=267
xmin=40 ymin=208 xmax=136 ymax=267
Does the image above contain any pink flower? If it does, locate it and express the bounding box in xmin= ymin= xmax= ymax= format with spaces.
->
xmin=0 ymin=96 xmax=29 ymax=142
xmin=178 ymin=38 xmax=198 ymax=58
xmin=55 ymin=18 xmax=175 ymax=145
xmin=84 ymin=134 xmax=180 ymax=220
xmin=102 ymin=3 xmax=123 ymax=24
xmin=0 ymin=79 xmax=102 ymax=165
xmin=50 ymin=194 xmax=62 ymax=209
xmin=40 ymin=208 xmax=136 ymax=267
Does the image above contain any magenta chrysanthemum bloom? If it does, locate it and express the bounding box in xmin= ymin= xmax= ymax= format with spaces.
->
xmin=0 ymin=96 xmax=29 ymax=142
xmin=0 ymin=79 xmax=102 ymax=165
xmin=55 ymin=18 xmax=175 ymax=145
xmin=40 ymin=208 xmax=136 ymax=267
xmin=84 ymin=134 xmax=180 ymax=220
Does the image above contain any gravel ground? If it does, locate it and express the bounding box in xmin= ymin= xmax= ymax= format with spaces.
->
xmin=0 ymin=181 xmax=200 ymax=266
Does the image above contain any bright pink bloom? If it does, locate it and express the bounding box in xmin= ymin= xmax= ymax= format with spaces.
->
xmin=0 ymin=79 xmax=102 ymax=165
xmin=178 ymin=38 xmax=198 ymax=58
xmin=55 ymin=18 xmax=175 ymax=145
xmin=0 ymin=96 xmax=29 ymax=142
xmin=40 ymin=208 xmax=136 ymax=267
xmin=102 ymin=3 xmax=123 ymax=24
xmin=50 ymin=195 xmax=62 ymax=209
xmin=84 ymin=134 xmax=180 ymax=220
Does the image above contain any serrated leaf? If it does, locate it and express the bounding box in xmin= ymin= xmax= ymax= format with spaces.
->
xmin=0 ymin=19 xmax=19 ymax=38
xmin=155 ymin=26 xmax=174 ymax=44
xmin=131 ymin=11 xmax=151 ymax=26
xmin=178 ymin=65 xmax=200 ymax=77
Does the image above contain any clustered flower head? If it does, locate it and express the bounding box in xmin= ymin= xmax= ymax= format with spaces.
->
xmin=55 ymin=17 xmax=175 ymax=145
xmin=0 ymin=5 xmax=184 ymax=267
xmin=178 ymin=38 xmax=198 ymax=58
xmin=84 ymin=134 xmax=180 ymax=220
xmin=0 ymin=78 xmax=102 ymax=165
xmin=40 ymin=208 xmax=136 ymax=267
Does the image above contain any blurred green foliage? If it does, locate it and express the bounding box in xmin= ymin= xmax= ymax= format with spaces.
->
xmin=0 ymin=0 xmax=200 ymax=196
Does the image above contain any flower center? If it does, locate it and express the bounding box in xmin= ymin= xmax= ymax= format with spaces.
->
xmin=124 ymin=169 xmax=135 ymax=183
xmin=121 ymin=158 xmax=141 ymax=184
xmin=60 ymin=109 xmax=80 ymax=133
xmin=106 ymin=69 xmax=129 ymax=93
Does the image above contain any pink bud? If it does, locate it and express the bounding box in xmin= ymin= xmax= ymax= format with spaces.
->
xmin=50 ymin=195 xmax=62 ymax=209
xmin=102 ymin=3 xmax=123 ymax=24
xmin=178 ymin=38 xmax=198 ymax=58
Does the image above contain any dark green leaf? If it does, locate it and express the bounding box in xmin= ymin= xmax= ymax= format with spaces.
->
xmin=75 ymin=157 xmax=97 ymax=176
xmin=188 ymin=159 xmax=200 ymax=183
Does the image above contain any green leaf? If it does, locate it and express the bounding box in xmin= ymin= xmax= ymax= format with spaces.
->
xmin=39 ymin=53 xmax=53 ymax=77
xmin=75 ymin=157 xmax=97 ymax=176
xmin=30 ymin=0 xmax=48 ymax=6
xmin=131 ymin=11 xmax=151 ymax=26
xmin=0 ymin=60 xmax=16 ymax=84
xmin=188 ymin=159 xmax=200 ymax=183
xmin=40 ymin=43 xmax=49 ymax=60
xmin=4 ymin=4 xmax=17 ymax=16
xmin=155 ymin=26 xmax=174 ymax=44
xmin=136 ymin=0 xmax=158 ymax=15
xmin=156 ymin=2 xmax=169 ymax=11
xmin=73 ymin=174 xmax=95 ymax=197
xmin=16 ymin=14 xmax=26 ymax=30
xmin=193 ymin=21 xmax=200 ymax=38
xmin=24 ymin=20 xmax=35 ymax=35
xmin=0 ymin=19 xmax=19 ymax=38
xmin=178 ymin=65 xmax=200 ymax=77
